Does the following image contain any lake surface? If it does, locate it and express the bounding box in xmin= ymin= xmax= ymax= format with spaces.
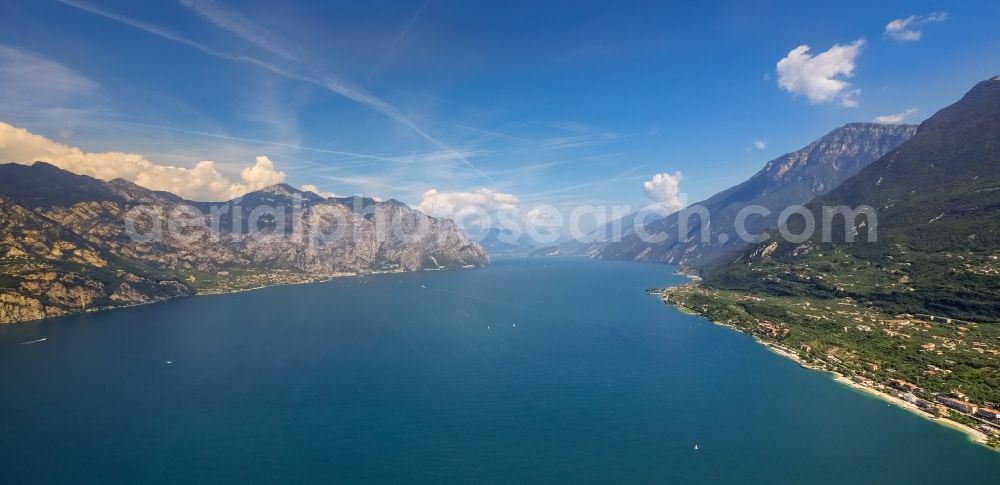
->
xmin=1 ymin=258 xmax=998 ymax=483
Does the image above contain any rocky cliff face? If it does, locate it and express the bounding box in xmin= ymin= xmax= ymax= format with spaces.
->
xmin=0 ymin=190 xmax=195 ymax=323
xmin=0 ymin=164 xmax=487 ymax=324
xmin=590 ymin=123 xmax=917 ymax=267
xmin=230 ymin=193 xmax=487 ymax=273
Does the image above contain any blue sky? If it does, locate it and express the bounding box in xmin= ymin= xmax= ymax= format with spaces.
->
xmin=1 ymin=0 xmax=999 ymax=223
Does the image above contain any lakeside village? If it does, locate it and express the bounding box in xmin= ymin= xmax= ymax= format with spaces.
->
xmin=656 ymin=284 xmax=1000 ymax=449
xmin=180 ymin=264 xmax=481 ymax=294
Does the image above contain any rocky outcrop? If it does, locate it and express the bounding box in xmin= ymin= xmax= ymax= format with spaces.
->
xmin=367 ymin=200 xmax=488 ymax=271
xmin=0 ymin=270 xmax=193 ymax=324
xmin=0 ymin=293 xmax=51 ymax=323
xmin=201 ymin=185 xmax=487 ymax=273
xmin=0 ymin=164 xmax=487 ymax=324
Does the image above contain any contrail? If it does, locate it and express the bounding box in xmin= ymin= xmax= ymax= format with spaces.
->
xmin=114 ymin=119 xmax=403 ymax=162
xmin=111 ymin=118 xmax=485 ymax=170
xmin=55 ymin=0 xmax=493 ymax=182
xmin=178 ymin=0 xmax=299 ymax=61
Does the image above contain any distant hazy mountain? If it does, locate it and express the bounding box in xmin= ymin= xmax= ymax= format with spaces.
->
xmin=590 ymin=123 xmax=917 ymax=267
xmin=476 ymin=227 xmax=537 ymax=256
xmin=704 ymin=76 xmax=1000 ymax=322
xmin=0 ymin=163 xmax=487 ymax=323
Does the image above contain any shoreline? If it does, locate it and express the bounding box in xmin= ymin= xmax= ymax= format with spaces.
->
xmin=195 ymin=263 xmax=483 ymax=296
xmin=194 ymin=271 xmax=362 ymax=296
xmin=659 ymin=292 xmax=994 ymax=449
xmin=3 ymin=265 xmax=482 ymax=325
xmin=758 ymin=340 xmax=991 ymax=446
xmin=827 ymin=372 xmax=989 ymax=445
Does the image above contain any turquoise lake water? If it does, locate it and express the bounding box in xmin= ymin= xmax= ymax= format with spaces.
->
xmin=1 ymin=258 xmax=998 ymax=483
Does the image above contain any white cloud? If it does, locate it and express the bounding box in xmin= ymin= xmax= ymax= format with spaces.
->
xmin=884 ymin=13 xmax=948 ymax=42
xmin=418 ymin=188 xmax=520 ymax=220
xmin=776 ymin=40 xmax=865 ymax=107
xmin=754 ymin=140 xmax=767 ymax=150
xmin=642 ymin=172 xmax=684 ymax=213
xmin=301 ymin=184 xmax=335 ymax=198
xmin=873 ymin=108 xmax=919 ymax=124
xmin=0 ymin=121 xmax=289 ymax=201
xmin=239 ymin=155 xmax=285 ymax=188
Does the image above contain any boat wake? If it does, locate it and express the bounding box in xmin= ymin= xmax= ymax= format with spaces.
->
xmin=20 ymin=337 xmax=47 ymax=345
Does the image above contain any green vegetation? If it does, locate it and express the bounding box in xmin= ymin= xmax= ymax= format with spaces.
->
xmin=661 ymin=283 xmax=1000 ymax=450
xmin=707 ymin=242 xmax=1000 ymax=323
xmin=664 ymin=285 xmax=1000 ymax=403
xmin=667 ymin=79 xmax=1000 ymax=449
xmin=702 ymin=78 xmax=1000 ymax=323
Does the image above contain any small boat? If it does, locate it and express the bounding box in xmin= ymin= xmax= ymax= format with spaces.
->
xmin=694 ymin=444 xmax=699 ymax=451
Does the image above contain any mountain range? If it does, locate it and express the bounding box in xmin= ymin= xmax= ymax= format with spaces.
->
xmin=477 ymin=227 xmax=538 ymax=256
xmin=656 ymin=76 xmax=1000 ymax=420
xmin=589 ymin=122 xmax=917 ymax=267
xmin=701 ymin=76 xmax=1000 ymax=323
xmin=0 ymin=163 xmax=487 ymax=324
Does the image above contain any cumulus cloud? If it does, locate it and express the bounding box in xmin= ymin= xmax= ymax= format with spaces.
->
xmin=418 ymin=188 xmax=520 ymax=220
xmin=239 ymin=155 xmax=284 ymax=188
xmin=642 ymin=172 xmax=684 ymax=213
xmin=776 ymin=40 xmax=864 ymax=107
xmin=884 ymin=13 xmax=948 ymax=41
xmin=873 ymin=108 xmax=919 ymax=124
xmin=0 ymin=121 xmax=287 ymax=201
xmin=754 ymin=140 xmax=767 ymax=150
xmin=301 ymin=184 xmax=335 ymax=198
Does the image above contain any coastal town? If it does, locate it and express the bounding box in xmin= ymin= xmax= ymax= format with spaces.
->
xmin=188 ymin=268 xmax=361 ymax=295
xmin=656 ymin=283 xmax=1000 ymax=451
xmin=183 ymin=263 xmax=479 ymax=295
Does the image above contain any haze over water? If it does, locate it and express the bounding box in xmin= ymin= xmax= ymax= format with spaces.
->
xmin=1 ymin=258 xmax=998 ymax=483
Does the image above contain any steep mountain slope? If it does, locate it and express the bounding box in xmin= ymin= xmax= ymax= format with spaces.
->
xmin=0 ymin=192 xmax=192 ymax=323
xmin=190 ymin=183 xmax=485 ymax=273
xmin=704 ymin=77 xmax=1000 ymax=322
xmin=0 ymin=161 xmax=128 ymax=208
xmin=592 ymin=123 xmax=916 ymax=267
xmin=657 ymin=78 xmax=1000 ymax=416
xmin=0 ymin=163 xmax=487 ymax=323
